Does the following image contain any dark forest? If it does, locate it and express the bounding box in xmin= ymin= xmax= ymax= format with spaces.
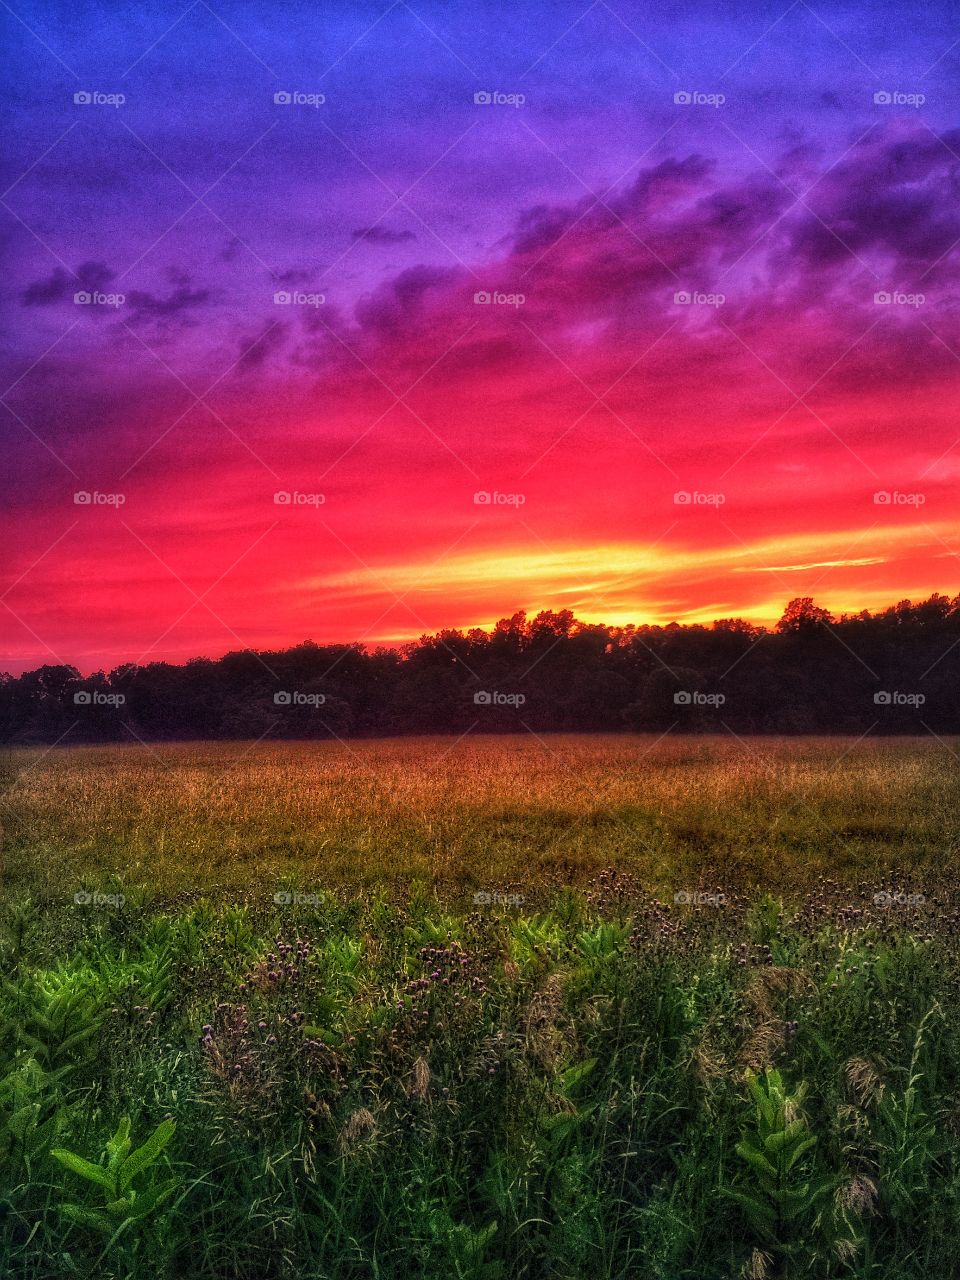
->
xmin=4 ymin=595 xmax=958 ymax=741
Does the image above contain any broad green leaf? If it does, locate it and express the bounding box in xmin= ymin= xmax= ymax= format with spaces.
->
xmin=60 ymin=1203 xmax=113 ymax=1234
xmin=106 ymin=1117 xmax=132 ymax=1171
xmin=725 ymin=1190 xmax=777 ymax=1244
xmin=30 ymin=1113 xmax=61 ymax=1156
xmin=735 ymin=1141 xmax=777 ymax=1180
xmin=124 ymin=1178 xmax=178 ymax=1220
xmin=784 ymin=1135 xmax=817 ymax=1171
xmin=777 ymin=1185 xmax=812 ymax=1218
xmin=8 ymin=1103 xmax=40 ymax=1141
xmin=51 ymin=1148 xmax=115 ymax=1193
xmin=764 ymin=1119 xmax=807 ymax=1154
xmin=118 ymin=1118 xmax=176 ymax=1191
xmin=104 ymin=1195 xmax=136 ymax=1217
xmin=562 ymin=1058 xmax=597 ymax=1093
xmin=58 ymin=1022 xmax=103 ymax=1057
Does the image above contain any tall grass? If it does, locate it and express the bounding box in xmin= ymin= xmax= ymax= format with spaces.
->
xmin=2 ymin=735 xmax=954 ymax=897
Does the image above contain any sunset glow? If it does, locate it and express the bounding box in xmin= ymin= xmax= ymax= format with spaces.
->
xmin=3 ymin=1 xmax=959 ymax=673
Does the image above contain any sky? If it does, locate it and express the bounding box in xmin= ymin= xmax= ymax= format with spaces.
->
xmin=2 ymin=0 xmax=959 ymax=674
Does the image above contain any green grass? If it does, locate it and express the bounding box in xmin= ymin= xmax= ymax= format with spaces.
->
xmin=1 ymin=736 xmax=959 ymax=1278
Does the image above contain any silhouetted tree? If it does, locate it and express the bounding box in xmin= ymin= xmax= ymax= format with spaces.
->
xmin=776 ymin=598 xmax=836 ymax=632
xmin=1 ymin=595 xmax=958 ymax=740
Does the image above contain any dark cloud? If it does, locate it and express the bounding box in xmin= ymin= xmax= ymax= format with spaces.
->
xmin=234 ymin=320 xmax=287 ymax=373
xmin=292 ymin=124 xmax=960 ymax=412
xmin=511 ymin=156 xmax=713 ymax=257
xmin=354 ymin=264 xmax=457 ymax=335
xmin=351 ymin=226 xmax=417 ymax=245
xmin=21 ymin=261 xmax=115 ymax=306
xmin=125 ymin=284 xmax=211 ymax=321
xmin=781 ymin=127 xmax=960 ymax=273
xmin=274 ymin=267 xmax=318 ymax=287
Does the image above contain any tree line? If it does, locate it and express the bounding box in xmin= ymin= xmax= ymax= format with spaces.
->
xmin=2 ymin=595 xmax=958 ymax=742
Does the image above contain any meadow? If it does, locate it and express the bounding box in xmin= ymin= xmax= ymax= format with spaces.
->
xmin=1 ymin=735 xmax=959 ymax=1278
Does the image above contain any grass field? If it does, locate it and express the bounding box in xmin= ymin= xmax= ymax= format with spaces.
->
xmin=2 ymin=736 xmax=959 ymax=1278
xmin=4 ymin=735 xmax=957 ymax=898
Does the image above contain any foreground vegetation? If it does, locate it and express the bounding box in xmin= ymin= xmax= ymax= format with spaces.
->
xmin=2 ymin=737 xmax=958 ymax=1277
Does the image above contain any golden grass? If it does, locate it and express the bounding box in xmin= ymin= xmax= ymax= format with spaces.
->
xmin=2 ymin=734 xmax=956 ymax=898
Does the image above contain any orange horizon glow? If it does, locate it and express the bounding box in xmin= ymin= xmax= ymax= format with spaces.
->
xmin=5 ymin=518 xmax=956 ymax=674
